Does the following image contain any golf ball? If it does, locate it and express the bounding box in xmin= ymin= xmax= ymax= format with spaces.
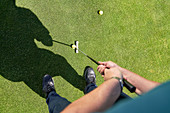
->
xmin=99 ymin=10 xmax=103 ymax=15
xmin=72 ymin=45 xmax=76 ymax=49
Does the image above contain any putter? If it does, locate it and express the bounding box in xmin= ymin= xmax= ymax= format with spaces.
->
xmin=52 ymin=40 xmax=136 ymax=93
xmin=72 ymin=41 xmax=136 ymax=93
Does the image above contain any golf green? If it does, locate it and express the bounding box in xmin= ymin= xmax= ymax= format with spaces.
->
xmin=0 ymin=0 xmax=169 ymax=112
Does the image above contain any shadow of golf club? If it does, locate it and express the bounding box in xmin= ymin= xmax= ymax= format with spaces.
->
xmin=0 ymin=0 xmax=85 ymax=98
xmin=52 ymin=40 xmax=71 ymax=47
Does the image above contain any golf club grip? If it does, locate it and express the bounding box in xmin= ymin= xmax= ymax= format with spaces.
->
xmin=86 ymin=55 xmax=136 ymax=93
xmin=123 ymin=79 xmax=136 ymax=93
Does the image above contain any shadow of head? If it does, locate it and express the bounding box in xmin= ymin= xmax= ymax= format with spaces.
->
xmin=0 ymin=0 xmax=84 ymax=97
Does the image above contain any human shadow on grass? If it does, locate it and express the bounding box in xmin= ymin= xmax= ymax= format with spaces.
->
xmin=0 ymin=0 xmax=85 ymax=97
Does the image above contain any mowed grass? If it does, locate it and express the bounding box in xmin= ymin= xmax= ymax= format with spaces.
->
xmin=0 ymin=0 xmax=169 ymax=112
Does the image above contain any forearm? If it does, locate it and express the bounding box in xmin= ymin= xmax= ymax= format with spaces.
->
xmin=62 ymin=79 xmax=121 ymax=113
xmin=119 ymin=67 xmax=160 ymax=94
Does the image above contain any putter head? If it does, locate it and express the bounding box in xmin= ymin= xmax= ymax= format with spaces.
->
xmin=70 ymin=41 xmax=79 ymax=53
xmin=75 ymin=41 xmax=79 ymax=53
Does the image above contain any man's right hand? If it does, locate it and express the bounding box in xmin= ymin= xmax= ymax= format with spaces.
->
xmin=98 ymin=61 xmax=119 ymax=68
xmin=97 ymin=61 xmax=122 ymax=81
xmin=97 ymin=61 xmax=120 ymax=76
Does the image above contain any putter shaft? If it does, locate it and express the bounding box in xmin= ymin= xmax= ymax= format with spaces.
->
xmin=77 ymin=48 xmax=100 ymax=65
xmin=75 ymin=46 xmax=136 ymax=93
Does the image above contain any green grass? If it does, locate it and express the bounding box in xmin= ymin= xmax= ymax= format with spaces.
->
xmin=0 ymin=0 xmax=169 ymax=112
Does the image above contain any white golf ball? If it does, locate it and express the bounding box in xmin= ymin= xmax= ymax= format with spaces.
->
xmin=99 ymin=10 xmax=103 ymax=15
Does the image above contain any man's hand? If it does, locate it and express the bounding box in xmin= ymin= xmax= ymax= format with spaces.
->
xmin=98 ymin=61 xmax=119 ymax=68
xmin=104 ymin=67 xmax=122 ymax=81
xmin=97 ymin=61 xmax=121 ymax=78
xmin=97 ymin=61 xmax=122 ymax=81
xmin=97 ymin=61 xmax=120 ymax=75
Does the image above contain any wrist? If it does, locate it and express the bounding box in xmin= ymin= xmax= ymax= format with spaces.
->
xmin=118 ymin=67 xmax=127 ymax=79
xmin=118 ymin=66 xmax=124 ymax=73
xmin=107 ymin=76 xmax=123 ymax=93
